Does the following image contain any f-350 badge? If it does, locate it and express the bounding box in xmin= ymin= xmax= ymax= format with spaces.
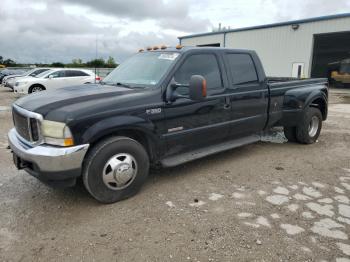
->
xmin=146 ymin=108 xmax=162 ymax=115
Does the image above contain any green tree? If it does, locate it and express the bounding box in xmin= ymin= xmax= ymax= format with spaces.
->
xmin=3 ymin=59 xmax=16 ymax=66
xmin=87 ymin=58 xmax=105 ymax=68
xmin=51 ymin=62 xmax=65 ymax=67
xmin=106 ymin=56 xmax=117 ymax=68
xmin=71 ymin=58 xmax=83 ymax=66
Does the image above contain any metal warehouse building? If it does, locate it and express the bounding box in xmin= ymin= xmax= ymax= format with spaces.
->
xmin=179 ymin=13 xmax=350 ymax=79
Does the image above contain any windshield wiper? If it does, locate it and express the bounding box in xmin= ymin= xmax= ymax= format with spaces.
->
xmin=115 ymin=82 xmax=132 ymax=88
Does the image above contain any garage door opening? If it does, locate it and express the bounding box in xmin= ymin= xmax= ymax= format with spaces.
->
xmin=311 ymin=31 xmax=350 ymax=78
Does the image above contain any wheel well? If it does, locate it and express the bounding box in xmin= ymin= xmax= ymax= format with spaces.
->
xmin=310 ymin=98 xmax=327 ymax=120
xmin=29 ymin=84 xmax=46 ymax=92
xmin=89 ymin=129 xmax=154 ymax=161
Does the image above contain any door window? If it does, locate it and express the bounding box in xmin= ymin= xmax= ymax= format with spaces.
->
xmin=66 ymin=70 xmax=90 ymax=77
xmin=48 ymin=70 xmax=66 ymax=78
xmin=226 ymin=54 xmax=258 ymax=86
xmin=174 ymin=54 xmax=223 ymax=94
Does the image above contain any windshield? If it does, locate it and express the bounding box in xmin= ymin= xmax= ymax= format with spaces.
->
xmin=35 ymin=69 xmax=54 ymax=78
xmin=103 ymin=52 xmax=180 ymax=87
xmin=24 ymin=68 xmax=37 ymax=76
xmin=28 ymin=68 xmax=50 ymax=77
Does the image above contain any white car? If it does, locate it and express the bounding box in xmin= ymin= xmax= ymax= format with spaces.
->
xmin=4 ymin=68 xmax=51 ymax=89
xmin=14 ymin=68 xmax=100 ymax=94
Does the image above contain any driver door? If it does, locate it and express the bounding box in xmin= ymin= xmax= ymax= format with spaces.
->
xmin=47 ymin=70 xmax=68 ymax=89
xmin=163 ymin=52 xmax=231 ymax=156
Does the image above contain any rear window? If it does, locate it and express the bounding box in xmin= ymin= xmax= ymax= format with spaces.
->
xmin=66 ymin=70 xmax=90 ymax=77
xmin=226 ymin=54 xmax=258 ymax=85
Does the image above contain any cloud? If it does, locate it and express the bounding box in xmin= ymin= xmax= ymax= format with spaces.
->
xmin=0 ymin=0 xmax=349 ymax=64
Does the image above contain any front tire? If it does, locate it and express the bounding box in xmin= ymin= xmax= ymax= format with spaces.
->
xmin=284 ymin=126 xmax=297 ymax=142
xmin=29 ymin=85 xmax=45 ymax=93
xmin=295 ymin=107 xmax=322 ymax=144
xmin=83 ymin=136 xmax=149 ymax=203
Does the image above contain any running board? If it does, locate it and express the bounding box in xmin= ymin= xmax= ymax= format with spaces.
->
xmin=160 ymin=135 xmax=260 ymax=168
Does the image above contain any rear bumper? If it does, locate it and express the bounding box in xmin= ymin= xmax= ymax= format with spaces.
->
xmin=8 ymin=128 xmax=89 ymax=186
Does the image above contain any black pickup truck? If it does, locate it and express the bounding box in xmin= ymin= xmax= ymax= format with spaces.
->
xmin=8 ymin=47 xmax=328 ymax=203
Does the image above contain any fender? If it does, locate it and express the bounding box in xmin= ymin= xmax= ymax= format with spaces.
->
xmin=283 ymin=85 xmax=327 ymax=111
xmin=278 ymin=84 xmax=328 ymax=126
xmin=303 ymin=89 xmax=327 ymax=110
xmin=80 ymin=115 xmax=158 ymax=145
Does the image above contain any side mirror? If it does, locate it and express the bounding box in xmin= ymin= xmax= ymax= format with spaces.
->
xmin=48 ymin=75 xmax=54 ymax=79
xmin=189 ymin=75 xmax=207 ymax=101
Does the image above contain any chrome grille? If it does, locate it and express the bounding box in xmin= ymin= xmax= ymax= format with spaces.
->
xmin=12 ymin=105 xmax=43 ymax=143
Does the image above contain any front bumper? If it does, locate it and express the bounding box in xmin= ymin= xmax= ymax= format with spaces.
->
xmin=8 ymin=128 xmax=89 ymax=187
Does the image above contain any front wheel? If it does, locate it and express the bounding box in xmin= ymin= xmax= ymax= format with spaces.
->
xmin=283 ymin=126 xmax=297 ymax=142
xmin=296 ymin=107 xmax=322 ymax=144
xmin=83 ymin=136 xmax=150 ymax=203
xmin=29 ymin=85 xmax=45 ymax=93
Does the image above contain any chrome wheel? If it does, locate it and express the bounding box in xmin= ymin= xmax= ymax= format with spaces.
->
xmin=31 ymin=86 xmax=43 ymax=92
xmin=102 ymin=153 xmax=138 ymax=190
xmin=308 ymin=116 xmax=319 ymax=137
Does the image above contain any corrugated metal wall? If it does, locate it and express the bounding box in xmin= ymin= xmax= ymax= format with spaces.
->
xmin=180 ymin=17 xmax=350 ymax=77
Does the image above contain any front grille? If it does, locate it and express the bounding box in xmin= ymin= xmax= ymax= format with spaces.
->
xmin=12 ymin=106 xmax=41 ymax=142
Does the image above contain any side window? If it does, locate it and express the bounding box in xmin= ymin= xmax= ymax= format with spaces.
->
xmin=66 ymin=70 xmax=89 ymax=77
xmin=174 ymin=54 xmax=223 ymax=94
xmin=227 ymin=54 xmax=258 ymax=86
xmin=48 ymin=70 xmax=65 ymax=78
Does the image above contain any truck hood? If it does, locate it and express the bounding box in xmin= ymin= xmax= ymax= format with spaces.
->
xmin=15 ymin=84 xmax=150 ymax=122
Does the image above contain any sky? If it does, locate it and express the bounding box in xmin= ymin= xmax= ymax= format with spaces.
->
xmin=0 ymin=0 xmax=349 ymax=64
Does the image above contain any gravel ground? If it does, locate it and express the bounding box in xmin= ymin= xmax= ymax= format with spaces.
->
xmin=0 ymin=87 xmax=350 ymax=262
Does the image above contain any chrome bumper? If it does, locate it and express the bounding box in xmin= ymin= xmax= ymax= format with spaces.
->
xmin=8 ymin=128 xmax=89 ymax=172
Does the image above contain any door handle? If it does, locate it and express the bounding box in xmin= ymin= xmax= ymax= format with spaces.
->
xmin=224 ymin=97 xmax=231 ymax=110
xmin=223 ymin=104 xmax=231 ymax=110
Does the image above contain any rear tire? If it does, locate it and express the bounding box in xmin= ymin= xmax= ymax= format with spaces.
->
xmin=295 ymin=107 xmax=322 ymax=144
xmin=283 ymin=126 xmax=297 ymax=142
xmin=83 ymin=136 xmax=149 ymax=204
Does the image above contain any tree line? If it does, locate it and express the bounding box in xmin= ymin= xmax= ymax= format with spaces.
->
xmin=0 ymin=56 xmax=118 ymax=68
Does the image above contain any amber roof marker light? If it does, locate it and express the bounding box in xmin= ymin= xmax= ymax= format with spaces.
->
xmin=161 ymin=45 xmax=167 ymax=50
xmin=176 ymin=44 xmax=183 ymax=49
xmin=138 ymin=48 xmax=144 ymax=52
xmin=146 ymin=47 xmax=152 ymax=51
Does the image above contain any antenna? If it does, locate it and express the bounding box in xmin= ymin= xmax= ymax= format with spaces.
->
xmin=95 ymin=34 xmax=98 ymax=84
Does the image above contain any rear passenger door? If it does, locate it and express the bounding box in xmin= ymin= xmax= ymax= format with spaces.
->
xmin=223 ymin=53 xmax=269 ymax=137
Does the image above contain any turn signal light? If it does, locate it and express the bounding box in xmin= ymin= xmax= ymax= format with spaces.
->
xmin=63 ymin=138 xmax=74 ymax=147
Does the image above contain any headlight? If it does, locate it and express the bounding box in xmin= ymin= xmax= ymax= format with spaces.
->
xmin=41 ymin=120 xmax=74 ymax=146
xmin=15 ymin=81 xmax=27 ymax=86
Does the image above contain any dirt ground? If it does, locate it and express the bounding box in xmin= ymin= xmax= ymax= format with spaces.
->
xmin=0 ymin=87 xmax=350 ymax=262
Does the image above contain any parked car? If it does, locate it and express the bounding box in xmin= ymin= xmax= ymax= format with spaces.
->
xmin=0 ymin=69 xmax=28 ymax=84
xmin=3 ymin=68 xmax=51 ymax=89
xmin=14 ymin=68 xmax=100 ymax=94
xmin=8 ymin=46 xmax=328 ymax=203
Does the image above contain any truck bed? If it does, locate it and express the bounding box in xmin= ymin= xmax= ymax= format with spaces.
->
xmin=267 ymin=77 xmax=328 ymax=88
